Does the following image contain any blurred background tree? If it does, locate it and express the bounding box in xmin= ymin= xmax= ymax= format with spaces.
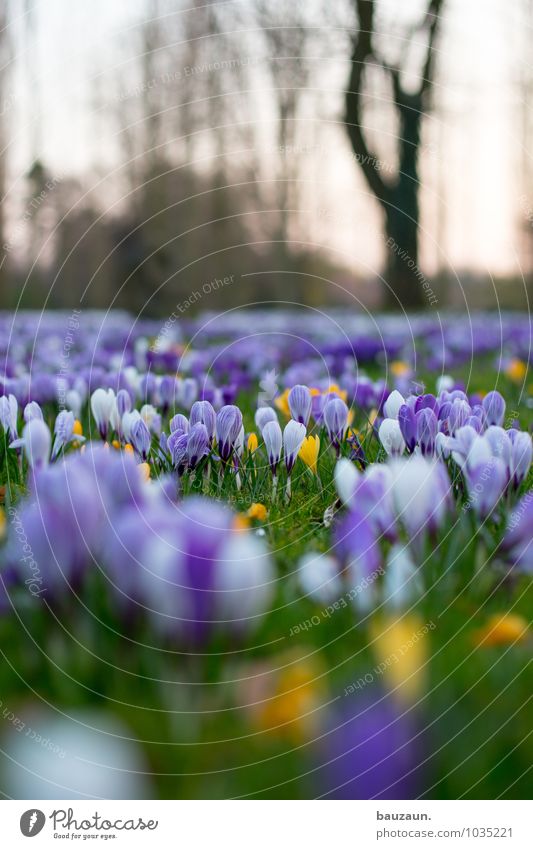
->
xmin=0 ymin=0 xmax=531 ymax=314
xmin=345 ymin=0 xmax=443 ymax=308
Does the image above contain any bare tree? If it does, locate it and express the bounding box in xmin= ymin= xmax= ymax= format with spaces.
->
xmin=345 ymin=0 xmax=444 ymax=309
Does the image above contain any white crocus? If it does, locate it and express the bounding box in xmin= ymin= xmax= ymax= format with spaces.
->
xmin=383 ymin=389 xmax=405 ymax=419
xmin=122 ymin=410 xmax=141 ymax=443
xmin=334 ymin=457 xmax=359 ymax=505
xmin=90 ymin=388 xmax=116 ymax=440
xmin=65 ymin=389 xmax=82 ymax=419
xmin=379 ymin=418 xmax=406 ymax=456
xmin=298 ymin=552 xmax=342 ymax=604
xmin=10 ymin=419 xmax=51 ymax=469
xmin=384 ymin=543 xmax=421 ymax=609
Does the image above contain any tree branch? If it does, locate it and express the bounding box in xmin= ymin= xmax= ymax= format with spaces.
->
xmin=344 ymin=0 xmax=391 ymax=206
xmin=419 ymin=0 xmax=444 ymax=96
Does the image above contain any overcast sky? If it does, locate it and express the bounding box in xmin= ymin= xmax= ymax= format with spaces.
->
xmin=3 ymin=0 xmax=533 ymax=278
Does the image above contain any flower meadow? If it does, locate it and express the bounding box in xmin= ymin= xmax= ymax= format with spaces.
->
xmin=0 ymin=309 xmax=531 ymax=800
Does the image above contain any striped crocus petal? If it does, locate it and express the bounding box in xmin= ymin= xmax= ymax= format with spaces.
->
xmin=288 ymin=384 xmax=312 ymax=426
xmin=283 ymin=420 xmax=306 ymax=475
xmin=216 ymin=405 xmax=243 ymax=463
xmin=187 ymin=423 xmax=210 ymax=470
xmin=262 ymin=420 xmax=282 ymax=474
xmin=190 ymin=400 xmax=216 ymax=441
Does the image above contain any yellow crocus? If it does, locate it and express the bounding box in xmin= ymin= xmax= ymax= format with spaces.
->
xmin=274 ymin=388 xmax=291 ymax=417
xmin=505 ymin=358 xmax=527 ymax=383
xmin=390 ymin=360 xmax=411 ymax=377
xmin=247 ymin=502 xmax=268 ymax=521
xmin=247 ymin=432 xmax=258 ymax=453
xmin=369 ymin=614 xmax=430 ymax=704
xmin=73 ymin=419 xmax=83 ymax=436
xmin=298 ymin=434 xmax=320 ymax=475
xmin=124 ymin=443 xmax=134 ymax=455
xmin=475 ymin=613 xmax=528 ymax=647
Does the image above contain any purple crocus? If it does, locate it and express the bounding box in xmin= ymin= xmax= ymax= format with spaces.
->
xmin=190 ymin=400 xmax=216 ymax=441
xmin=52 ymin=410 xmax=84 ymax=459
xmin=316 ymin=688 xmax=424 ymax=799
xmin=465 ymin=457 xmax=507 ymax=520
xmin=288 ymin=384 xmax=312 ymax=426
xmin=116 ymin=388 xmax=132 ymax=418
xmin=482 ymin=390 xmax=506 ymax=427
xmin=323 ymin=397 xmax=349 ymax=452
xmin=138 ymin=497 xmax=274 ymax=645
xmin=509 ymin=431 xmax=532 ymax=489
xmin=130 ymin=417 xmax=152 ymax=461
xmin=416 ymin=407 xmax=438 ymax=456
xmin=186 ymin=423 xmax=210 ymax=470
xmin=216 ymin=405 xmax=243 ymax=463
xmin=167 ymin=430 xmax=189 ymax=473
xmin=169 ymin=413 xmax=189 ymax=435
xmin=501 ymin=493 xmax=533 ymax=572
xmin=398 ymin=404 xmax=417 ymax=453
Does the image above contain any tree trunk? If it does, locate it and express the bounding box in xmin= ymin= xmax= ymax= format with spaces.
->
xmin=383 ymin=98 xmax=425 ymax=310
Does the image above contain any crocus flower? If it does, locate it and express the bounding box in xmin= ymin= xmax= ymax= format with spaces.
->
xmin=130 ymin=417 xmax=152 ymax=462
xmin=298 ymin=551 xmax=342 ymax=604
xmin=23 ymin=402 xmax=43 ymax=423
xmin=383 ymin=389 xmax=405 ymax=419
xmin=167 ymin=431 xmax=189 ymax=473
xmin=288 ymin=384 xmax=312 ymax=426
xmin=90 ymin=387 xmax=116 ymax=440
xmin=501 ymin=494 xmax=533 ymax=573
xmin=334 ymin=457 xmax=359 ymax=505
xmin=186 ymin=423 xmax=210 ymax=470
xmin=416 ymin=407 xmax=438 ymax=456
xmin=388 ymin=456 xmax=451 ymax=542
xmin=255 ymin=406 xmax=278 ymax=432
xmin=378 ymin=419 xmax=405 ymax=456
xmin=122 ymin=409 xmax=141 ymax=444
xmin=190 ymin=400 xmax=216 ymax=441
xmin=216 ymin=405 xmax=243 ymax=463
xmin=299 ymin=434 xmax=320 ymax=475
xmin=482 ymin=390 xmax=506 ymax=427
xmin=140 ymin=404 xmax=161 ymax=436
xmin=0 ymin=394 xmax=18 ymax=440
xmin=140 ymin=497 xmax=274 ymax=645
xmin=116 ymin=388 xmax=132 ymax=418
xmin=65 ymin=389 xmax=83 ymax=419
xmin=10 ymin=419 xmax=51 ymax=469
xmin=333 ymin=511 xmax=381 ymax=611
xmin=383 ymin=544 xmax=421 ymax=610
xmin=398 ymin=404 xmax=417 ymax=453
xmin=52 ymin=410 xmax=85 ymax=459
xmin=323 ymin=397 xmax=349 ymax=451
xmin=169 ymin=413 xmax=189 ymax=435
xmin=509 ymin=431 xmax=532 ymax=489
xmin=283 ymin=420 xmax=306 ymax=475
xmin=465 ymin=457 xmax=507 ymax=520
xmin=316 ymin=688 xmax=424 ymax=799
xmin=262 ymin=420 xmax=282 ymax=476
